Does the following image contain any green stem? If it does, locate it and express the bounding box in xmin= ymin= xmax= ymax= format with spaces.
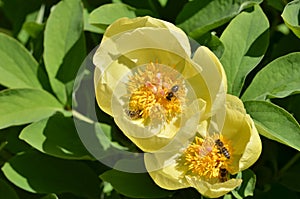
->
xmin=278 ymin=152 xmax=300 ymax=177
xmin=72 ymin=110 xmax=94 ymax=124
xmin=0 ymin=141 xmax=7 ymax=152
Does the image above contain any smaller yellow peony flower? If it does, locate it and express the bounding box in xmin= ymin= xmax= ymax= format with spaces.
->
xmin=94 ymin=16 xmax=227 ymax=152
xmin=144 ymin=95 xmax=262 ymax=198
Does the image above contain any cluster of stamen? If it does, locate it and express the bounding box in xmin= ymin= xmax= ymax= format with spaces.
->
xmin=179 ymin=135 xmax=232 ymax=182
xmin=125 ymin=62 xmax=186 ymax=123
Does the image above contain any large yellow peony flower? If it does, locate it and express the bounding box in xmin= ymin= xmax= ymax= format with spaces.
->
xmin=93 ymin=16 xmax=227 ymax=152
xmin=144 ymin=95 xmax=262 ymax=198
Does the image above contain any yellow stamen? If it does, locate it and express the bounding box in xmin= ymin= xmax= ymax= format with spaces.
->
xmin=125 ymin=62 xmax=186 ymax=123
xmin=179 ymin=135 xmax=232 ymax=182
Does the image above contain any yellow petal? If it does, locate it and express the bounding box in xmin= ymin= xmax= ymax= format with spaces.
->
xmin=144 ymin=152 xmax=190 ymax=190
xmin=185 ymin=176 xmax=242 ymax=198
xmin=101 ymin=16 xmax=191 ymax=55
xmin=189 ymin=46 xmax=227 ymax=120
xmin=222 ymin=94 xmax=262 ymax=173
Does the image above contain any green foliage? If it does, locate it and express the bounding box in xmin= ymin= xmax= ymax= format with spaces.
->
xmin=1 ymin=150 xmax=101 ymax=198
xmin=176 ymin=0 xmax=263 ymax=38
xmin=0 ymin=0 xmax=299 ymax=198
xmin=242 ymin=52 xmax=300 ymax=101
xmin=244 ymin=101 xmax=300 ymax=151
xmin=220 ymin=5 xmax=269 ymax=96
xmin=0 ymin=89 xmax=63 ymax=129
xmin=282 ymin=0 xmax=300 ymax=38
xmin=100 ymin=169 xmax=172 ymax=198
xmin=0 ymin=33 xmax=41 ymax=89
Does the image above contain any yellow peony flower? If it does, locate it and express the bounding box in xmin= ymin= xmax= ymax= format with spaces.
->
xmin=144 ymin=95 xmax=262 ymax=198
xmin=93 ymin=16 xmax=227 ymax=152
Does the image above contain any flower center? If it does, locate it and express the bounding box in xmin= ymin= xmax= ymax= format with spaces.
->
xmin=125 ymin=62 xmax=186 ymax=123
xmin=179 ymin=135 xmax=232 ymax=182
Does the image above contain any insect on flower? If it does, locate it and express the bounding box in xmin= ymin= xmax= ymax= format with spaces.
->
xmin=166 ymin=85 xmax=179 ymax=101
xmin=125 ymin=109 xmax=142 ymax=120
xmin=215 ymin=139 xmax=230 ymax=159
xmin=219 ymin=168 xmax=228 ymax=182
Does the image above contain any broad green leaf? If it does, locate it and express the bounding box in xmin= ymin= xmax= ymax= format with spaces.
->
xmin=44 ymin=0 xmax=83 ymax=103
xmin=176 ymin=0 xmax=262 ymax=38
xmin=196 ymin=33 xmax=224 ymax=58
xmin=244 ymin=101 xmax=300 ymax=151
xmin=89 ymin=3 xmax=136 ymax=27
xmin=83 ymin=9 xmax=105 ymax=34
xmin=0 ymin=33 xmax=41 ymax=89
xmin=282 ymin=0 xmax=300 ymax=38
xmin=0 ymin=88 xmax=63 ymax=129
xmin=44 ymin=0 xmax=83 ymax=77
xmin=19 ymin=114 xmax=93 ymax=160
xmin=232 ymin=170 xmax=256 ymax=198
xmin=100 ymin=169 xmax=172 ymax=198
xmin=242 ymin=52 xmax=300 ymax=101
xmin=56 ymin=33 xmax=86 ymax=84
xmin=220 ymin=5 xmax=269 ymax=96
xmin=1 ymin=150 xmax=101 ymax=198
xmin=0 ymin=179 xmax=19 ymax=199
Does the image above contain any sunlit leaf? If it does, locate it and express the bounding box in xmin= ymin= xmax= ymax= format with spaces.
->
xmin=100 ymin=169 xmax=173 ymax=198
xmin=282 ymin=0 xmax=300 ymax=38
xmin=220 ymin=5 xmax=269 ymax=96
xmin=244 ymin=101 xmax=300 ymax=151
xmin=176 ymin=0 xmax=262 ymax=38
xmin=0 ymin=33 xmax=41 ymax=89
xmin=19 ymin=114 xmax=94 ymax=160
xmin=242 ymin=52 xmax=300 ymax=101
xmin=1 ymin=150 xmax=101 ymax=198
xmin=0 ymin=88 xmax=63 ymax=129
xmin=83 ymin=9 xmax=105 ymax=34
xmin=89 ymin=3 xmax=136 ymax=27
xmin=44 ymin=0 xmax=83 ymax=103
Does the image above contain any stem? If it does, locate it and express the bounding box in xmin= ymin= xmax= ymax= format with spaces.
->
xmin=0 ymin=141 xmax=8 ymax=152
xmin=278 ymin=152 xmax=300 ymax=177
xmin=72 ymin=110 xmax=94 ymax=124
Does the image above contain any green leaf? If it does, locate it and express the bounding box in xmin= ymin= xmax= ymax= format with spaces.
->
xmin=0 ymin=88 xmax=63 ymax=129
xmin=0 ymin=179 xmax=19 ymax=199
xmin=0 ymin=33 xmax=41 ymax=89
xmin=176 ymin=0 xmax=262 ymax=38
xmin=89 ymin=3 xmax=136 ymax=27
xmin=100 ymin=169 xmax=172 ymax=198
xmin=244 ymin=101 xmax=300 ymax=151
xmin=282 ymin=0 xmax=300 ymax=38
xmin=40 ymin=194 xmax=59 ymax=199
xmin=83 ymin=9 xmax=105 ymax=34
xmin=23 ymin=21 xmax=44 ymax=38
xmin=220 ymin=5 xmax=269 ymax=96
xmin=43 ymin=0 xmax=83 ymax=103
xmin=1 ymin=150 xmax=101 ymax=198
xmin=242 ymin=52 xmax=300 ymax=101
xmin=44 ymin=0 xmax=83 ymax=77
xmin=19 ymin=114 xmax=93 ymax=160
xmin=232 ymin=169 xmax=256 ymax=198
xmin=196 ymin=33 xmax=224 ymax=59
